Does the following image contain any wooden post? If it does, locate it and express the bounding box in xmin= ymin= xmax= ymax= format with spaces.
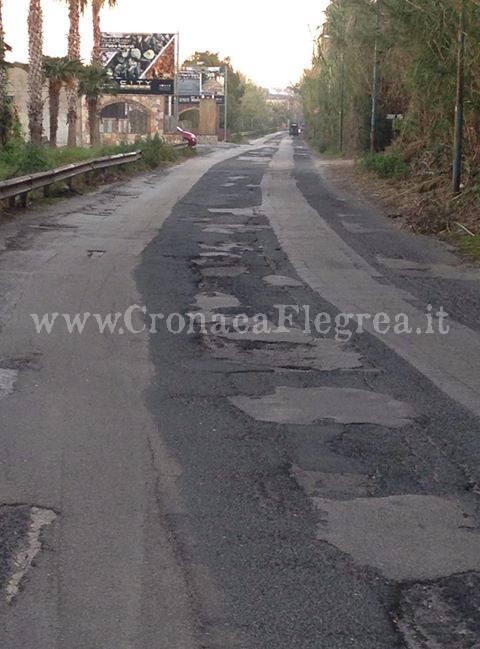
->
xmin=452 ymin=0 xmax=465 ymax=194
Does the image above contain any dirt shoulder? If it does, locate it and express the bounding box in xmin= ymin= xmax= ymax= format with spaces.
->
xmin=313 ymin=151 xmax=480 ymax=262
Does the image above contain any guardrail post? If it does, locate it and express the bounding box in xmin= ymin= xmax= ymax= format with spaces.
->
xmin=43 ymin=185 xmax=51 ymax=198
xmin=8 ymin=196 xmax=16 ymax=209
xmin=20 ymin=193 xmax=28 ymax=208
xmin=67 ymin=178 xmax=74 ymax=192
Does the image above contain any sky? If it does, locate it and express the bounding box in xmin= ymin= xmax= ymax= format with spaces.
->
xmin=3 ymin=0 xmax=329 ymax=89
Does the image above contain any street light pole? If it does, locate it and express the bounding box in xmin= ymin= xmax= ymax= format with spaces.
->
xmin=174 ymin=32 xmax=180 ymax=125
xmin=452 ymin=0 xmax=465 ymax=194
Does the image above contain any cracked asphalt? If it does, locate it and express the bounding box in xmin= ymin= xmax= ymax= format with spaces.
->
xmin=0 ymin=134 xmax=479 ymax=647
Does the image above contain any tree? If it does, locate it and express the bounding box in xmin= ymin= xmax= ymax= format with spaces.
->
xmin=43 ymin=56 xmax=81 ymax=147
xmin=91 ymin=0 xmax=116 ymax=64
xmin=28 ymin=0 xmax=44 ymax=144
xmin=65 ymin=0 xmax=87 ymax=147
xmin=78 ymin=64 xmax=117 ymax=146
xmin=90 ymin=0 xmax=117 ymax=143
xmin=240 ymin=83 xmax=271 ymax=132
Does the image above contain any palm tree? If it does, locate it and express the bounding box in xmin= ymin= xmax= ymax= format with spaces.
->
xmin=90 ymin=0 xmax=117 ymax=144
xmin=28 ymin=0 xmax=44 ymax=144
xmin=65 ymin=0 xmax=87 ymax=147
xmin=78 ymin=64 xmax=117 ymax=146
xmin=44 ymin=56 xmax=81 ymax=147
xmin=91 ymin=0 xmax=117 ymax=65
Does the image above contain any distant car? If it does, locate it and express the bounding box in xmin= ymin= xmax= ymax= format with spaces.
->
xmin=289 ymin=123 xmax=299 ymax=136
xmin=177 ymin=126 xmax=198 ymax=147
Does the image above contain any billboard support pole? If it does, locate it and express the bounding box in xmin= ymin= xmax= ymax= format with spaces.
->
xmin=224 ymin=65 xmax=228 ymax=142
xmin=174 ymin=32 xmax=180 ymax=126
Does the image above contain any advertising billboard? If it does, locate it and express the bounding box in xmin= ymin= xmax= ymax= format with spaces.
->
xmin=179 ymin=66 xmax=225 ymax=103
xmin=101 ymin=32 xmax=176 ymax=95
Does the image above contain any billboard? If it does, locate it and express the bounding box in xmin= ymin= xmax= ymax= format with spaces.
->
xmin=178 ymin=70 xmax=202 ymax=97
xmin=179 ymin=66 xmax=225 ymax=103
xmin=101 ymin=32 xmax=176 ymax=95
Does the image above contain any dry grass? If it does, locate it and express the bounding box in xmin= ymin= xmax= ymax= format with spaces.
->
xmin=320 ymin=155 xmax=480 ymax=245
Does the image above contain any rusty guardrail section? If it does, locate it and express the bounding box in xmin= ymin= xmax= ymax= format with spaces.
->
xmin=0 ymin=150 xmax=143 ymax=207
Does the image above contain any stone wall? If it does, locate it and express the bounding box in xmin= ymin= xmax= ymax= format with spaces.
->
xmin=7 ymin=64 xmax=70 ymax=146
xmin=79 ymin=94 xmax=166 ymax=147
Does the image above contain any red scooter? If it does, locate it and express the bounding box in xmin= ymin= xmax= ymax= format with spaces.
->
xmin=177 ymin=126 xmax=198 ymax=147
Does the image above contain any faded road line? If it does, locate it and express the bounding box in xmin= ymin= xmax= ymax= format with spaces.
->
xmin=262 ymin=139 xmax=480 ymax=419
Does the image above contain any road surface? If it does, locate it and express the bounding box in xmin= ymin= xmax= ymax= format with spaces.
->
xmin=0 ymin=134 xmax=479 ymax=648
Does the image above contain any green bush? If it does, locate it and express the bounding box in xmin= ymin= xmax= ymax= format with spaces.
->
xmin=138 ymin=134 xmax=178 ymax=168
xmin=17 ymin=145 xmax=52 ymax=174
xmin=360 ymin=153 xmax=410 ymax=180
xmin=0 ymin=136 xmax=183 ymax=181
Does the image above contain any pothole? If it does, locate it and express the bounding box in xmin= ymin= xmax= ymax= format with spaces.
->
xmin=198 ymin=251 xmax=238 ymax=258
xmin=192 ymin=256 xmax=241 ymax=268
xmin=314 ymin=495 xmax=480 ymax=581
xmin=208 ymin=208 xmax=263 ymax=218
xmin=395 ymin=573 xmax=480 ymax=648
xmin=203 ymin=225 xmax=268 ymax=235
xmin=229 ymin=386 xmax=414 ymax=427
xmin=218 ymin=322 xmax=314 ymax=344
xmin=200 ymin=242 xmax=253 ymax=253
xmin=263 ymin=275 xmax=303 ymax=287
xmin=1 ymin=505 xmax=57 ymax=603
xmin=31 ymin=223 xmax=78 ymax=231
xmin=208 ymin=338 xmax=362 ymax=371
xmin=201 ymin=266 xmax=247 ymax=278
xmin=0 ymin=369 xmax=18 ymax=399
xmin=290 ymin=465 xmax=369 ymax=499
xmin=87 ymin=249 xmax=106 ymax=258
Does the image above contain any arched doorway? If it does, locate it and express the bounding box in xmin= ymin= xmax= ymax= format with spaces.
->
xmin=179 ymin=108 xmax=199 ymax=131
xmin=100 ymin=101 xmax=150 ymax=136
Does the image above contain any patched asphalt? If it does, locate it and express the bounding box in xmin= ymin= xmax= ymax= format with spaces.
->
xmin=135 ymin=137 xmax=480 ymax=647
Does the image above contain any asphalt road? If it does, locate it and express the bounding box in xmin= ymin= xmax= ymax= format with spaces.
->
xmin=0 ymin=134 xmax=479 ymax=648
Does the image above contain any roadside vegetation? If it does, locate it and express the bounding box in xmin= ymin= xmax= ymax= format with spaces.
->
xmin=0 ymin=135 xmax=191 ymax=182
xmin=301 ymin=0 xmax=480 ymax=238
xmin=0 ymin=0 xmax=191 ymax=204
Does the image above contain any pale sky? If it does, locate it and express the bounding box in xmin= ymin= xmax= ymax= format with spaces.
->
xmin=3 ymin=0 xmax=328 ymax=89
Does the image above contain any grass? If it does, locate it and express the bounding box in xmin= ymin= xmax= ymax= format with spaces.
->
xmin=0 ymin=135 xmax=187 ymax=181
xmin=456 ymin=234 xmax=480 ymax=261
xmin=360 ymin=152 xmax=410 ymax=180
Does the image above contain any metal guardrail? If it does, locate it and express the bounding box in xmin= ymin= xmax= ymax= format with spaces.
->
xmin=0 ymin=150 xmax=142 ymax=207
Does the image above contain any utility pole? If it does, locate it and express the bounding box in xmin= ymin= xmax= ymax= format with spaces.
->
xmin=452 ymin=0 xmax=465 ymax=194
xmin=339 ymin=54 xmax=345 ymax=153
xmin=370 ymin=8 xmax=380 ymax=154
xmin=224 ymin=65 xmax=228 ymax=142
xmin=174 ymin=32 xmax=180 ymax=125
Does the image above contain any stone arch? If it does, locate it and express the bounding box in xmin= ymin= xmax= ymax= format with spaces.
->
xmin=100 ymin=99 xmax=153 ymax=136
xmin=179 ymin=107 xmax=200 ymax=130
